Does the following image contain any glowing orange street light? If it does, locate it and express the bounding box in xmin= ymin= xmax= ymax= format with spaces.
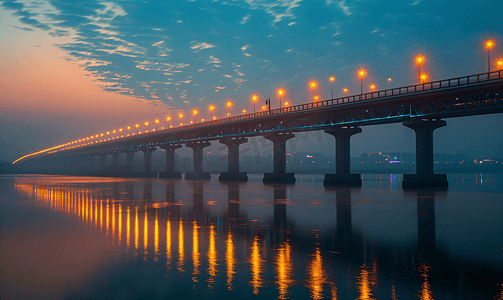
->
xmin=284 ymin=101 xmax=289 ymax=106
xmin=251 ymin=94 xmax=258 ymax=113
xmin=192 ymin=109 xmax=198 ymax=123
xmin=144 ymin=121 xmax=149 ymax=132
xmin=420 ymin=73 xmax=428 ymax=83
xmin=135 ymin=124 xmax=139 ymax=134
xmin=262 ymin=105 xmax=266 ymax=110
xmin=357 ymin=68 xmax=367 ymax=96
xmin=370 ymin=84 xmax=376 ymax=91
xmin=226 ymin=101 xmax=233 ymax=116
xmin=388 ymin=78 xmax=392 ymax=89
xmin=107 ymin=131 xmax=110 ymax=135
xmin=329 ymin=76 xmax=335 ymax=99
xmin=208 ymin=105 xmax=215 ymax=120
xmin=277 ymin=88 xmax=285 ymax=108
xmin=415 ymin=54 xmax=426 ymax=84
xmin=309 ymin=81 xmax=317 ymax=101
xmin=313 ymin=95 xmax=319 ymax=101
xmin=485 ymin=39 xmax=495 ymax=72
xmin=242 ymin=109 xmax=246 ymax=114
xmin=343 ymin=88 xmax=348 ymax=93
xmin=155 ymin=119 xmax=159 ymax=130
xmin=496 ymin=59 xmax=503 ymax=70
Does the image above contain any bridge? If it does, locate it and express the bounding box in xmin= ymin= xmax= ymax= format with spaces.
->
xmin=14 ymin=70 xmax=503 ymax=188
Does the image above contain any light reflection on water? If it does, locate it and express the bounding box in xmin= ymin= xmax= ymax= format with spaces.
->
xmin=0 ymin=174 xmax=502 ymax=299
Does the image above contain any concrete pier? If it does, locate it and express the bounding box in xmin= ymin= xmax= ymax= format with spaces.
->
xmin=185 ymin=141 xmax=211 ymax=180
xmin=159 ymin=144 xmax=182 ymax=179
xmin=263 ymin=132 xmax=296 ymax=184
xmin=126 ymin=150 xmax=135 ymax=170
xmin=219 ymin=137 xmax=248 ymax=182
xmin=140 ymin=147 xmax=157 ymax=178
xmin=112 ymin=152 xmax=119 ymax=167
xmin=402 ymin=119 xmax=448 ymax=189
xmin=324 ymin=126 xmax=362 ymax=187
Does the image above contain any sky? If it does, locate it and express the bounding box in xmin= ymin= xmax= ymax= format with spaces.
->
xmin=1 ymin=0 xmax=502 ymax=163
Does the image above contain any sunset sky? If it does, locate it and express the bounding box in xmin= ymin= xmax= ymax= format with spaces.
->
xmin=1 ymin=0 xmax=502 ymax=162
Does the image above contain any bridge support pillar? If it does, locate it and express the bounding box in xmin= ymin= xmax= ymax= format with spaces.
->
xmin=324 ymin=126 xmax=362 ymax=187
xmin=185 ymin=141 xmax=211 ymax=180
xmin=219 ymin=137 xmax=248 ymax=182
xmin=112 ymin=152 xmax=119 ymax=167
xmin=100 ymin=154 xmax=108 ymax=169
xmin=159 ymin=144 xmax=182 ymax=179
xmin=402 ymin=118 xmax=448 ymax=189
xmin=140 ymin=147 xmax=156 ymax=177
xmin=126 ymin=150 xmax=135 ymax=172
xmin=263 ymin=132 xmax=296 ymax=184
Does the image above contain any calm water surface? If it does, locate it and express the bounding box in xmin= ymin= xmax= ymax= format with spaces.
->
xmin=1 ymin=173 xmax=502 ymax=299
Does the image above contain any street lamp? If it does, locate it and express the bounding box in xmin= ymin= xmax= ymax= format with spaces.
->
xmin=226 ymin=101 xmax=233 ymax=117
xmin=155 ymin=119 xmax=159 ymax=131
xmin=496 ymin=59 xmax=503 ymax=71
xmin=357 ymin=68 xmax=367 ymax=97
xmin=309 ymin=81 xmax=317 ymax=102
xmin=135 ymin=124 xmax=139 ymax=134
xmin=329 ymin=76 xmax=335 ymax=99
xmin=144 ymin=121 xmax=149 ymax=132
xmin=277 ymin=88 xmax=285 ymax=108
xmin=485 ymin=40 xmax=495 ymax=72
xmin=388 ymin=78 xmax=392 ymax=89
xmin=251 ymin=95 xmax=258 ymax=113
xmin=209 ymin=105 xmax=215 ymax=120
xmin=313 ymin=95 xmax=319 ymax=101
xmin=192 ymin=109 xmax=198 ymax=123
xmin=178 ymin=113 xmax=184 ymax=126
xmin=370 ymin=84 xmax=376 ymax=92
xmin=415 ymin=55 xmax=426 ymax=84
xmin=420 ymin=73 xmax=428 ymax=83
xmin=343 ymin=88 xmax=348 ymax=94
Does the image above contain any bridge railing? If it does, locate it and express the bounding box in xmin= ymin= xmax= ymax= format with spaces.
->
xmin=173 ymin=70 xmax=502 ymax=130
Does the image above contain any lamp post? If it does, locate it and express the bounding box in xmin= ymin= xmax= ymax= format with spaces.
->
xmin=192 ymin=109 xmax=198 ymax=124
xmin=388 ymin=78 xmax=392 ymax=89
xmin=309 ymin=81 xmax=317 ymax=102
xmin=144 ymin=121 xmax=149 ymax=132
xmin=420 ymin=73 xmax=428 ymax=84
xmin=277 ymin=88 xmax=284 ymax=108
xmin=135 ymin=124 xmax=139 ymax=134
xmin=155 ymin=119 xmax=159 ymax=131
xmin=497 ymin=59 xmax=503 ymax=71
xmin=226 ymin=101 xmax=233 ymax=117
xmin=415 ymin=55 xmax=425 ymax=84
xmin=329 ymin=76 xmax=335 ymax=99
xmin=209 ymin=105 xmax=215 ymax=120
xmin=178 ymin=112 xmax=183 ymax=126
xmin=370 ymin=84 xmax=376 ymax=92
xmin=343 ymin=88 xmax=348 ymax=94
xmin=357 ymin=68 xmax=367 ymax=98
xmin=251 ymin=95 xmax=258 ymax=114
xmin=485 ymin=40 xmax=495 ymax=72
xmin=166 ymin=116 xmax=172 ymax=128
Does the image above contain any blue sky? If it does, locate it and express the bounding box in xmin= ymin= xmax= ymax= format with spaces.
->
xmin=1 ymin=0 xmax=502 ymax=161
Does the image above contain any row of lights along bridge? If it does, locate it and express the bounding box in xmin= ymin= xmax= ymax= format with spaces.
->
xmin=17 ymin=38 xmax=503 ymax=161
